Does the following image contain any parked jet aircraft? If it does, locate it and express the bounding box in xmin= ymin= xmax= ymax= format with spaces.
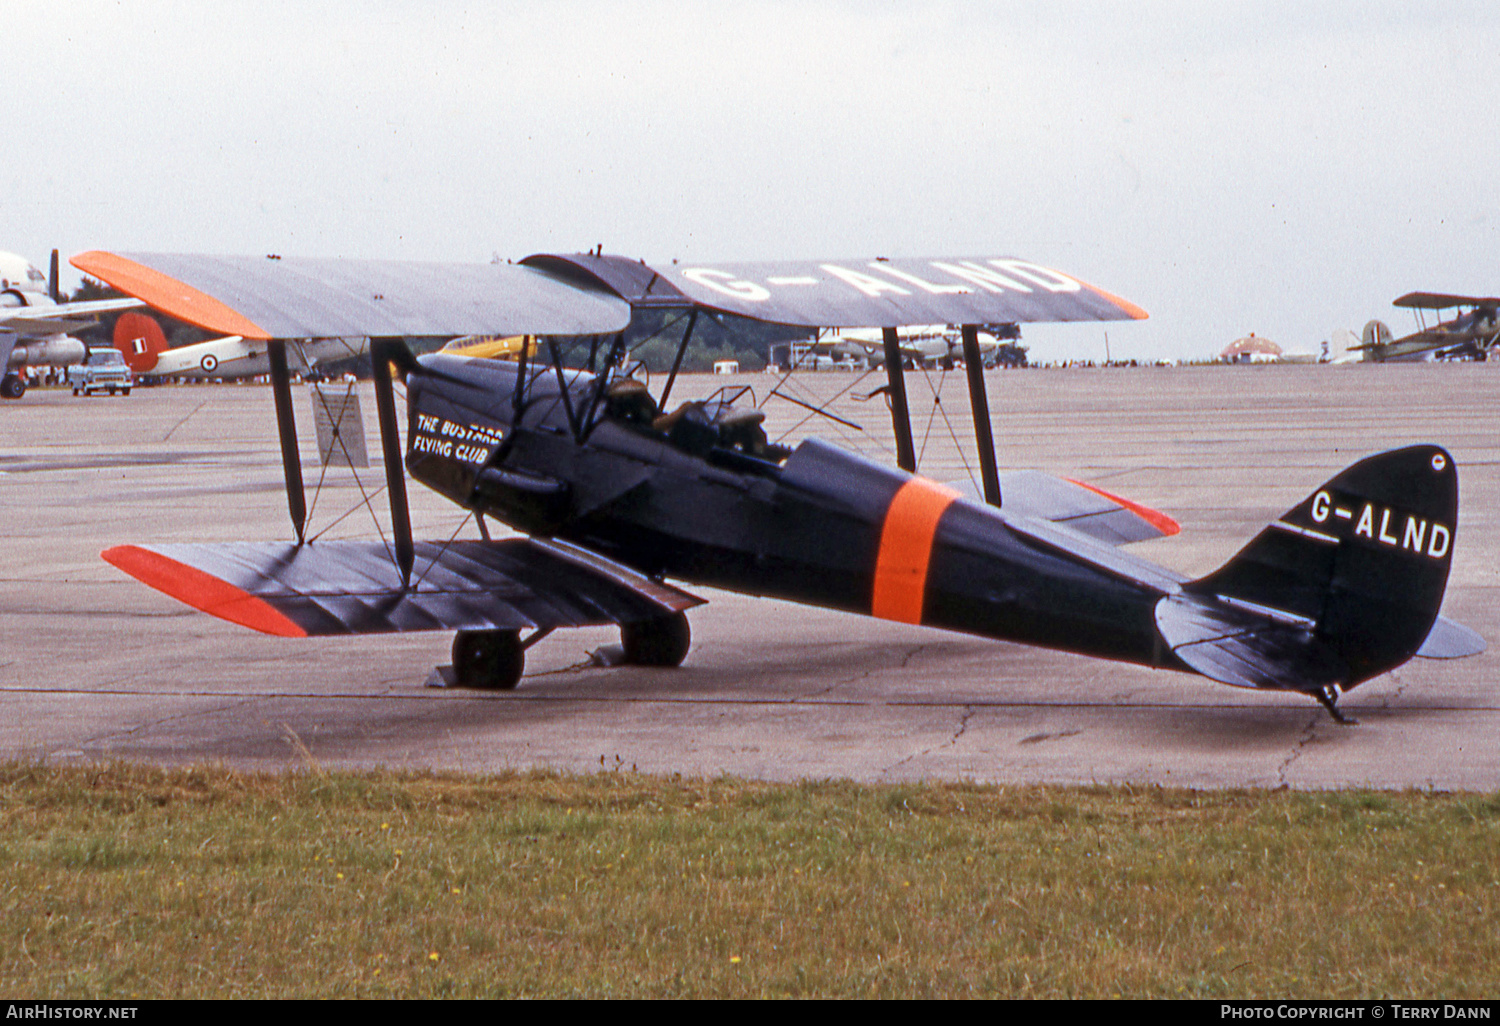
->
xmin=1357 ymin=292 xmax=1500 ymax=362
xmin=74 ymin=249 xmax=1483 ymax=722
xmin=806 ymin=324 xmax=1013 ymax=370
xmin=0 ymin=250 xmax=141 ymax=398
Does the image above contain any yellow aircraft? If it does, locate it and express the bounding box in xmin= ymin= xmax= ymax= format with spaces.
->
xmin=440 ymin=334 xmax=539 ymax=361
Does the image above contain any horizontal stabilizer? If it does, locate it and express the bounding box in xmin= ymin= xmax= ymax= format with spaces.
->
xmin=103 ymin=538 xmax=703 ymax=637
xmin=1155 ymin=592 xmax=1347 ymax=692
xmin=948 ymin=470 xmax=1179 ymax=546
xmin=1417 ymin=615 xmax=1487 ymax=659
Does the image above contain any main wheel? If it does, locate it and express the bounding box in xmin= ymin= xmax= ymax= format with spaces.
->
xmin=451 ymin=629 xmax=524 ymax=690
xmin=621 ymin=612 xmax=691 ymax=667
xmin=0 ymin=375 xmax=25 ymax=400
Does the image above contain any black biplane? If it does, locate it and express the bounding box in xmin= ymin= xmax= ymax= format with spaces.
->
xmin=73 ymin=249 xmax=1484 ymax=722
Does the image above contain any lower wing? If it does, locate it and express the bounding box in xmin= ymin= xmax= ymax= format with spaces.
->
xmin=103 ymin=537 xmax=703 ymax=637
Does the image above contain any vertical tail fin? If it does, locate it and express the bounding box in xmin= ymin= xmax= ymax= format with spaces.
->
xmin=1159 ymin=446 xmax=1460 ymax=692
xmin=113 ymin=312 xmax=169 ymax=374
xmin=1360 ymin=319 xmax=1394 ymax=361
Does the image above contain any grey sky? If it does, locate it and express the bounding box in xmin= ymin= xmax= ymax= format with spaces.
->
xmin=7 ymin=1 xmax=1498 ymax=361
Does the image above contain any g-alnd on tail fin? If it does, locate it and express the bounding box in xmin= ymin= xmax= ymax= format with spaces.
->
xmin=1155 ymin=445 xmax=1482 ymax=722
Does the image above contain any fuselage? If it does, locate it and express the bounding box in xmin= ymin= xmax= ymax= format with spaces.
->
xmin=405 ymin=353 xmax=1180 ymax=672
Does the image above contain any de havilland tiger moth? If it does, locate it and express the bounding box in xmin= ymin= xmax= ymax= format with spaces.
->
xmin=70 ymin=249 xmax=1485 ymax=723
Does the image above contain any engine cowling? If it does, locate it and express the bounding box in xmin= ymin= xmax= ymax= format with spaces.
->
xmin=8 ymin=337 xmax=87 ymax=370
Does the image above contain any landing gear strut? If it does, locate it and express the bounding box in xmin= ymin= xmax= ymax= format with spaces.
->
xmin=451 ymin=629 xmax=525 ymax=690
xmin=621 ymin=612 xmax=692 ymax=667
xmin=1315 ymin=686 xmax=1358 ymax=725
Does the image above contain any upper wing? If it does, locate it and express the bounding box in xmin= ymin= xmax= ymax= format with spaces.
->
xmin=525 ymin=254 xmax=1147 ymax=328
xmin=0 ymin=297 xmax=142 ymax=338
xmin=70 ymin=252 xmax=632 ymax=340
xmin=1394 ymin=292 xmax=1500 ymax=311
xmin=102 ymin=537 xmax=703 ymax=637
xmin=71 ymin=250 xmax=1142 ymax=338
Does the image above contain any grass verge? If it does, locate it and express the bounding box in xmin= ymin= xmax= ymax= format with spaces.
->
xmin=2 ymin=762 xmax=1497 ymax=998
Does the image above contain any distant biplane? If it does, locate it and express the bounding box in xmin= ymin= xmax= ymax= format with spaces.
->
xmin=1358 ymin=292 xmax=1500 ymax=362
xmin=73 ymin=249 xmax=1484 ymax=722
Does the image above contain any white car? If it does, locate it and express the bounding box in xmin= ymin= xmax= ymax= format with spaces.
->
xmin=68 ymin=347 xmax=134 ymax=396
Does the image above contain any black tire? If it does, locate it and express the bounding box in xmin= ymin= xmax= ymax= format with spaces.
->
xmin=621 ymin=612 xmax=691 ymax=667
xmin=122 ymin=388 xmax=131 ymax=396
xmin=451 ymin=629 xmax=524 ymax=690
xmin=1 ymin=375 xmax=25 ymax=400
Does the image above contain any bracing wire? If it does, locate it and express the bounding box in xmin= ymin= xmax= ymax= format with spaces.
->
xmin=914 ymin=359 xmax=979 ymax=494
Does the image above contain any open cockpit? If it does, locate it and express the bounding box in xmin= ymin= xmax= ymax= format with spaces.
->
xmin=601 ymin=377 xmax=792 ymax=465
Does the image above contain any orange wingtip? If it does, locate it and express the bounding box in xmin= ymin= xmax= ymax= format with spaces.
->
xmin=1077 ymin=279 xmax=1149 ymax=320
xmin=1064 ymin=479 xmax=1180 ymax=537
xmin=71 ymin=251 xmax=273 ymax=341
xmin=102 ymin=545 xmax=307 ymax=637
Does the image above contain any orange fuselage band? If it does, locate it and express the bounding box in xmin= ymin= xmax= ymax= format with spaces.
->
xmin=871 ymin=478 xmax=961 ymax=624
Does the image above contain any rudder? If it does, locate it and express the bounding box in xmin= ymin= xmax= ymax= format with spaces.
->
xmin=113 ymin=312 xmax=169 ymax=374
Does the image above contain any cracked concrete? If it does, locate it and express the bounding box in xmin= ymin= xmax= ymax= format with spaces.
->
xmin=1275 ymin=714 xmax=1323 ymax=787
xmin=4 ymin=367 xmax=1499 ymax=789
xmin=881 ymin=703 xmax=974 ymax=775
